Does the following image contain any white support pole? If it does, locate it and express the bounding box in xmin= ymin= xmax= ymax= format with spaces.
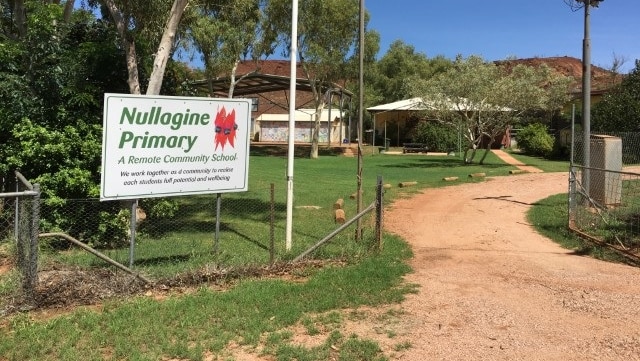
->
xmin=581 ymin=0 xmax=592 ymax=195
xmin=285 ymin=0 xmax=299 ymax=251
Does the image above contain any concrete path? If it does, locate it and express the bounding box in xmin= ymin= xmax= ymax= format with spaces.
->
xmin=491 ymin=149 xmax=543 ymax=173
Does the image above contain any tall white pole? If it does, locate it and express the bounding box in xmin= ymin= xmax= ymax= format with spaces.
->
xmin=581 ymin=0 xmax=592 ymax=195
xmin=285 ymin=0 xmax=299 ymax=251
xmin=355 ymin=0 xmax=364 ymax=240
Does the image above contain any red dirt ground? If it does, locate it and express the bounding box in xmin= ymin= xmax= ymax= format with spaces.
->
xmin=379 ymin=171 xmax=640 ymax=360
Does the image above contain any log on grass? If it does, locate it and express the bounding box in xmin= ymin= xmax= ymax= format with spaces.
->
xmin=335 ymin=209 xmax=346 ymax=224
xmin=398 ymin=181 xmax=418 ymax=188
xmin=334 ymin=198 xmax=344 ymax=210
xmin=468 ymin=172 xmax=486 ymax=178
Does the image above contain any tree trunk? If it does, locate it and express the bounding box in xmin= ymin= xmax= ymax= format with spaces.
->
xmin=466 ymin=146 xmax=478 ymax=164
xmin=62 ymin=0 xmax=75 ymax=23
xmin=228 ymin=60 xmax=239 ymax=98
xmin=310 ymin=111 xmax=321 ymax=159
xmin=146 ymin=0 xmax=189 ymax=95
xmin=478 ymin=143 xmax=492 ymax=165
xmin=124 ymin=39 xmax=141 ymax=94
xmin=103 ymin=0 xmax=141 ymax=94
xmin=13 ymin=0 xmax=27 ymax=38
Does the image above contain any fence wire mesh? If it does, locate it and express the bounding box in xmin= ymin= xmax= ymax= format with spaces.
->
xmin=0 ymin=196 xmax=14 ymax=244
xmin=570 ymin=167 xmax=640 ymax=255
xmin=37 ymin=181 xmax=379 ymax=271
xmin=0 ymin=173 xmax=40 ymax=307
xmin=0 ymin=170 xmax=382 ymax=311
xmin=569 ymin=131 xmax=640 ymax=258
xmin=570 ymin=131 xmax=640 ymax=166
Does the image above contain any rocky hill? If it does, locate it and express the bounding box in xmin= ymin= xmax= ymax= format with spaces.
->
xmin=496 ymin=56 xmax=622 ymax=92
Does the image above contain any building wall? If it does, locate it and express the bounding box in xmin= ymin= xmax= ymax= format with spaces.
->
xmin=257 ymin=120 xmax=346 ymax=144
xmin=233 ymin=61 xmax=350 ymax=144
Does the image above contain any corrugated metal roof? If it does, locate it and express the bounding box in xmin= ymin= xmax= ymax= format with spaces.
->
xmin=366 ymin=97 xmax=430 ymax=112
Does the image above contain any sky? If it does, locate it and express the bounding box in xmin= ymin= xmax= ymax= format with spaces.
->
xmin=366 ymin=0 xmax=640 ymax=73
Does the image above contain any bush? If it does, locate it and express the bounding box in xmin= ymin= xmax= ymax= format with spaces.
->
xmin=411 ymin=121 xmax=458 ymax=153
xmin=516 ymin=123 xmax=554 ymax=157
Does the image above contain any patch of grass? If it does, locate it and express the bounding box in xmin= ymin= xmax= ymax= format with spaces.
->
xmin=506 ymin=150 xmax=570 ymax=173
xmin=339 ymin=334 xmax=387 ymax=361
xmin=394 ymin=340 xmax=412 ymax=351
xmin=0 ymin=242 xmax=19 ymax=309
xmin=527 ymin=193 xmax=631 ymax=263
xmin=302 ymin=311 xmax=343 ymax=336
xmin=0 ymin=269 xmax=20 ymax=310
xmin=0 ymin=235 xmax=413 ymax=360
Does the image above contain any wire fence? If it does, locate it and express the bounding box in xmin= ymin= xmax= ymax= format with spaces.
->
xmin=569 ymin=131 xmax=640 ymax=260
xmin=0 ymin=172 xmax=40 ymax=306
xmin=0 ymin=197 xmax=13 ymax=244
xmin=1 ymin=171 xmax=384 ymax=312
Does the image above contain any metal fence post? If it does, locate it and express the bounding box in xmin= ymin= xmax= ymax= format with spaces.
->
xmin=14 ymin=172 xmax=19 ymax=243
xmin=270 ymin=183 xmax=275 ymax=265
xmin=26 ymin=183 xmax=41 ymax=301
xmin=129 ymin=199 xmax=137 ymax=268
xmin=375 ymin=176 xmax=383 ymax=251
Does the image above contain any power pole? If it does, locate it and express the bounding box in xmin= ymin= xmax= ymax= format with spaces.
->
xmin=573 ymin=0 xmax=603 ymax=194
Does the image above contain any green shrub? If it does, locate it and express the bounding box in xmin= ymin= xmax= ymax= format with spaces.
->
xmin=412 ymin=121 xmax=458 ymax=153
xmin=516 ymin=123 xmax=554 ymax=157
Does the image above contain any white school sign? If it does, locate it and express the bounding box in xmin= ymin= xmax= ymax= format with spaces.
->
xmin=101 ymin=94 xmax=251 ymax=200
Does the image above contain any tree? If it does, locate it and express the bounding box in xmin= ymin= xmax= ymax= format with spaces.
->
xmin=0 ymin=2 xmax=134 ymax=247
xmin=265 ymin=0 xmax=361 ymax=158
xmin=187 ymin=0 xmax=267 ymax=98
xmin=341 ymin=28 xmax=381 ymax=138
xmin=592 ymin=60 xmax=640 ymax=132
xmin=95 ymin=0 xmax=189 ymax=95
xmin=374 ymin=40 xmax=451 ymax=103
xmin=411 ymin=55 xmax=572 ymax=164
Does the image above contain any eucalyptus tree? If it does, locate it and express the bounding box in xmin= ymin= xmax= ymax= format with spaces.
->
xmin=93 ymin=0 xmax=189 ymax=95
xmin=265 ymin=0 xmax=362 ymax=158
xmin=375 ymin=40 xmax=451 ymax=103
xmin=0 ymin=2 xmax=138 ymax=246
xmin=187 ymin=0 xmax=268 ymax=98
xmin=592 ymin=60 xmax=640 ymax=132
xmin=411 ymin=55 xmax=572 ymax=164
xmin=342 ymin=28 xmax=382 ymax=132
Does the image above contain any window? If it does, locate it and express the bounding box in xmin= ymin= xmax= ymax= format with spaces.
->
xmin=250 ymin=97 xmax=259 ymax=112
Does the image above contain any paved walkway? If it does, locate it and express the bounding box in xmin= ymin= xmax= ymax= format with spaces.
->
xmin=491 ymin=149 xmax=544 ymax=173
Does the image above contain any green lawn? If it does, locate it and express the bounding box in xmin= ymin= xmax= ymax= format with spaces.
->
xmin=506 ymin=150 xmax=570 ymax=173
xmin=39 ymin=148 xmax=523 ymax=279
xmin=1 ymin=148 xmax=570 ymax=361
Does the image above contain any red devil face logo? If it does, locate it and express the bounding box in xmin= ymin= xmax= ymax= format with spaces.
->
xmin=214 ymin=106 xmax=237 ymax=151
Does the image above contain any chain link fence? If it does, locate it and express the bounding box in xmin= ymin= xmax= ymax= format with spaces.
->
xmin=0 ymin=172 xmax=40 ymax=307
xmin=569 ymin=131 xmax=640 ymax=260
xmin=0 ymin=184 xmax=14 ymax=244
xmin=2 ymin=170 xmax=384 ymax=311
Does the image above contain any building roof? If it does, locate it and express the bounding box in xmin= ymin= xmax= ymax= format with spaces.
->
xmin=368 ymin=97 xmax=512 ymax=113
xmin=191 ymin=60 xmax=352 ymax=98
xmin=192 ymin=73 xmax=315 ymax=97
xmin=366 ymin=97 xmax=432 ymax=112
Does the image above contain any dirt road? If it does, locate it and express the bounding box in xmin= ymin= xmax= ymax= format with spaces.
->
xmin=384 ymin=171 xmax=640 ymax=360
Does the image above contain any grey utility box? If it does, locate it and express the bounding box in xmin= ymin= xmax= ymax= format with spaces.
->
xmin=589 ymin=135 xmax=622 ymax=206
